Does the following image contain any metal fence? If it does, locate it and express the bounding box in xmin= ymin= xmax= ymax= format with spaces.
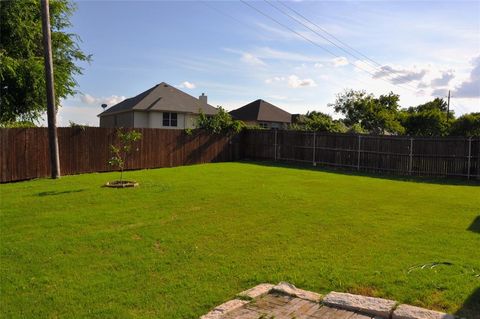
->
xmin=243 ymin=130 xmax=480 ymax=179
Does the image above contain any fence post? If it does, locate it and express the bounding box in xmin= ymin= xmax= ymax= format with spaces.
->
xmin=357 ymin=135 xmax=361 ymax=170
xmin=467 ymin=136 xmax=472 ymax=180
xmin=409 ymin=137 xmax=414 ymax=174
xmin=273 ymin=129 xmax=277 ymax=161
xmin=312 ymin=131 xmax=316 ymax=166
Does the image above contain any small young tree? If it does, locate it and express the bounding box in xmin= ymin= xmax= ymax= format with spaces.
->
xmin=108 ymin=129 xmax=142 ymax=182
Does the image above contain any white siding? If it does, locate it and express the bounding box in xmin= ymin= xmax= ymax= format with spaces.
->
xmin=148 ymin=111 xmax=186 ymax=129
xmin=133 ymin=112 xmax=149 ymax=128
xmin=185 ymin=114 xmax=198 ymax=129
xmin=101 ymin=111 xmax=200 ymax=129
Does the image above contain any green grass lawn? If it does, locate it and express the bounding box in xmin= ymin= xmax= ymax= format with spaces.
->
xmin=1 ymin=162 xmax=479 ymax=318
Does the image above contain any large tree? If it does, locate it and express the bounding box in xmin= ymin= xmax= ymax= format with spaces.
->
xmin=291 ymin=111 xmax=346 ymax=132
xmin=0 ymin=0 xmax=90 ymax=124
xmin=329 ymin=89 xmax=404 ymax=135
xmin=450 ymin=112 xmax=480 ymax=137
xmin=400 ymin=98 xmax=451 ymax=136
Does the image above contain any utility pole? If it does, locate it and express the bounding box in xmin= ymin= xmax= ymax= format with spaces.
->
xmin=41 ymin=0 xmax=61 ymax=178
xmin=446 ymin=90 xmax=451 ymax=120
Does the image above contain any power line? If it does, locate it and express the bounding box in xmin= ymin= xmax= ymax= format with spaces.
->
xmin=199 ymin=0 xmax=376 ymax=96
xmin=240 ymin=0 xmax=418 ymax=94
xmin=264 ymin=0 xmax=423 ymax=93
xmin=277 ymin=0 xmax=383 ymax=68
xmin=275 ymin=0 xmax=450 ymax=100
xmin=266 ymin=0 xmax=380 ymax=69
xmin=202 ymin=0 xmax=451 ymax=106
xmin=199 ymin=0 xmax=375 ymax=91
xmin=198 ymin=0 xmax=259 ymax=34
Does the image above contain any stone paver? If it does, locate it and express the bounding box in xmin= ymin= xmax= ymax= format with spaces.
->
xmin=272 ymin=282 xmax=323 ymax=302
xmin=200 ymin=299 xmax=250 ymax=319
xmin=237 ymin=283 xmax=274 ymax=299
xmin=323 ymin=291 xmax=396 ymax=318
xmin=201 ymin=283 xmax=456 ymax=319
xmin=393 ymin=304 xmax=456 ymax=319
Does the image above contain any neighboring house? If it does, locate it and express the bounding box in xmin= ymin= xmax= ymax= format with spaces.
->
xmin=229 ymin=99 xmax=292 ymax=129
xmin=98 ymin=82 xmax=217 ymax=129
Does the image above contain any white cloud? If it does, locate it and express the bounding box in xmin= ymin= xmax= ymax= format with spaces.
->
xmin=80 ymin=94 xmax=96 ymax=105
xmin=265 ymin=76 xmax=286 ymax=84
xmin=352 ymin=60 xmax=377 ymax=73
xmin=265 ymin=75 xmax=316 ymax=88
xmin=80 ymin=94 xmax=125 ymax=107
xmin=430 ymin=70 xmax=455 ymax=87
xmin=453 ymin=55 xmax=480 ymax=98
xmin=255 ymin=47 xmax=325 ymax=63
xmin=431 ymin=88 xmax=449 ymax=98
xmin=288 ymin=75 xmax=317 ymax=88
xmin=373 ymin=65 xmax=427 ymax=84
xmin=417 ymin=82 xmax=429 ymax=89
xmin=178 ymin=81 xmax=196 ymax=89
xmin=314 ymin=63 xmax=323 ymax=68
xmin=332 ymin=57 xmax=349 ymax=67
xmin=241 ymin=53 xmax=266 ymax=66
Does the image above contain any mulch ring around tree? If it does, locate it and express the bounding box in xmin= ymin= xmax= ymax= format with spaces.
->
xmin=104 ymin=180 xmax=138 ymax=188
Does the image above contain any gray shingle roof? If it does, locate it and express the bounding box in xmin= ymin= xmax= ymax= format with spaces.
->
xmin=98 ymin=82 xmax=218 ymax=117
xmin=229 ymin=99 xmax=291 ymax=123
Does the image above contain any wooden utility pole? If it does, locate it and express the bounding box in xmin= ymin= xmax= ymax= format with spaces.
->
xmin=41 ymin=0 xmax=60 ymax=178
xmin=446 ymin=90 xmax=451 ymax=120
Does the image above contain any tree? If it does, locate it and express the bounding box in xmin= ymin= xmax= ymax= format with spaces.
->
xmin=0 ymin=0 xmax=90 ymax=124
xmin=291 ymin=111 xmax=346 ymax=132
xmin=450 ymin=113 xmax=480 ymax=137
xmin=401 ymin=98 xmax=451 ymax=136
xmin=329 ymin=90 xmax=404 ymax=135
xmin=108 ymin=129 xmax=142 ymax=183
xmin=196 ymin=107 xmax=245 ymax=134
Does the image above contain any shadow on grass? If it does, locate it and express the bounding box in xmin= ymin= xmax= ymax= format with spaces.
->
xmin=456 ymin=287 xmax=480 ymax=319
xmin=468 ymin=216 xmax=480 ymax=233
xmin=37 ymin=189 xmax=85 ymax=196
xmin=240 ymin=160 xmax=480 ymax=186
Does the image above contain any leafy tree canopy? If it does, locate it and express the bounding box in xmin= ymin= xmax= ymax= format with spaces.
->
xmin=0 ymin=0 xmax=91 ymax=124
xmin=405 ymin=97 xmax=450 ymax=114
xmin=329 ymin=89 xmax=404 ymax=135
xmin=401 ymin=98 xmax=452 ymax=136
xmin=196 ymin=107 xmax=245 ymax=134
xmin=450 ymin=112 xmax=480 ymax=137
xmin=291 ymin=111 xmax=346 ymax=132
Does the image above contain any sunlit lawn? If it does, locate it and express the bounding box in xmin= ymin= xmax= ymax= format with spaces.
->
xmin=1 ymin=162 xmax=479 ymax=318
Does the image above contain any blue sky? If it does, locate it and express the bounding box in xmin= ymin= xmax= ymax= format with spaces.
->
xmin=55 ymin=0 xmax=480 ymax=126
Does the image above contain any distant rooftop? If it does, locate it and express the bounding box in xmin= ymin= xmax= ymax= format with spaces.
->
xmin=98 ymin=82 xmax=217 ymax=117
xmin=229 ymin=99 xmax=291 ymax=123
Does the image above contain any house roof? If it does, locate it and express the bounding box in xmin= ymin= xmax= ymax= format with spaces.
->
xmin=98 ymin=82 xmax=218 ymax=117
xmin=229 ymin=99 xmax=292 ymax=123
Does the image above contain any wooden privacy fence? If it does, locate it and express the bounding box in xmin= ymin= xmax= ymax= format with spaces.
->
xmin=1 ymin=128 xmax=479 ymax=182
xmin=0 ymin=127 xmax=241 ymax=183
xmin=243 ymin=130 xmax=480 ymax=179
